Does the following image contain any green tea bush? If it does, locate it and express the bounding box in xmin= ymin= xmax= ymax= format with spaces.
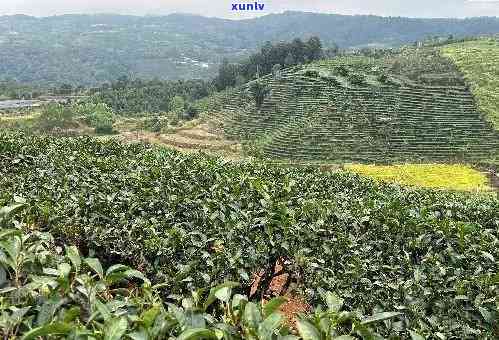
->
xmin=348 ymin=73 xmax=365 ymax=86
xmin=0 ymin=201 xmax=403 ymax=339
xmin=334 ymin=65 xmax=349 ymax=77
xmin=0 ymin=132 xmax=498 ymax=338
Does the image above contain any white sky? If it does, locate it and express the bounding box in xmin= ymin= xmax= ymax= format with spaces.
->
xmin=0 ymin=0 xmax=498 ymax=18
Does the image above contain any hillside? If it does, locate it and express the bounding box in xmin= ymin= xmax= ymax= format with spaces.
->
xmin=442 ymin=39 xmax=499 ymax=130
xmin=205 ymin=45 xmax=499 ymax=163
xmin=1 ymin=132 xmax=499 ymax=338
xmin=1 ymin=12 xmax=499 ymax=85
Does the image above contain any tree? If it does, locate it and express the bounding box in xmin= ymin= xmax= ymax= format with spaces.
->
xmin=290 ymin=38 xmax=307 ymax=63
xmin=306 ymin=36 xmax=323 ymax=61
xmin=284 ymin=52 xmax=296 ymax=66
xmin=249 ymin=80 xmax=270 ymax=110
xmin=325 ymin=43 xmax=339 ymax=58
xmin=91 ymin=104 xmax=115 ymax=134
xmin=183 ymin=104 xmax=199 ymax=119
xmin=214 ymin=59 xmax=239 ymax=91
xmin=171 ymin=95 xmax=185 ymax=115
xmin=73 ymin=102 xmax=115 ymax=134
xmin=38 ymin=102 xmax=74 ymax=131
xmin=272 ymin=64 xmax=282 ymax=79
xmin=58 ymin=83 xmax=73 ymax=95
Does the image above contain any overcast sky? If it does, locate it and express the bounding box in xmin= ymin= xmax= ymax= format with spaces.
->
xmin=1 ymin=0 xmax=498 ymax=18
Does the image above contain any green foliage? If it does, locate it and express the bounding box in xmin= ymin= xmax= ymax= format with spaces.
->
xmin=1 ymin=132 xmax=499 ymax=337
xmin=242 ymin=136 xmax=271 ymax=159
xmin=334 ymin=66 xmax=349 ymax=77
xmin=75 ymin=102 xmax=116 ymax=134
xmin=347 ymin=73 xmax=365 ymax=86
xmin=214 ymin=37 xmax=324 ymax=91
xmin=89 ymin=78 xmax=213 ymax=117
xmin=92 ymin=111 xmax=115 ymax=135
xmin=37 ymin=102 xmax=75 ymax=131
xmin=213 ymin=49 xmax=499 ymax=163
xmin=442 ymin=39 xmax=499 ymax=130
xmin=0 ymin=14 xmax=498 ymax=85
xmin=183 ymin=104 xmax=200 ymax=120
xmin=171 ymin=95 xmax=186 ymax=114
xmin=249 ymin=81 xmax=270 ymax=110
xmin=0 ymin=81 xmax=43 ymax=100
xmin=0 ymin=202 xmax=399 ymax=339
xmin=140 ymin=115 xmax=172 ymax=133
xmin=386 ymin=47 xmax=465 ymax=86
xmin=214 ymin=59 xmax=241 ymax=91
xmin=376 ymin=73 xmax=388 ymax=83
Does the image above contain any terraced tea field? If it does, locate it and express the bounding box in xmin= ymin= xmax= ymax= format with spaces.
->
xmin=442 ymin=38 xmax=499 ymax=130
xmin=205 ymin=45 xmax=499 ymax=164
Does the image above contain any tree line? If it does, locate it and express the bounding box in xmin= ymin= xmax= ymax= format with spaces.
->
xmin=214 ymin=37 xmax=331 ymax=91
xmin=87 ymin=77 xmax=215 ymax=117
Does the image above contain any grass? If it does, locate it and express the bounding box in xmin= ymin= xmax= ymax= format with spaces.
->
xmin=442 ymin=39 xmax=499 ymax=130
xmin=345 ymin=163 xmax=493 ymax=192
xmin=0 ymin=112 xmax=39 ymax=130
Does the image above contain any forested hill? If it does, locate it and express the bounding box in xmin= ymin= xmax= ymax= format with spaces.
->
xmin=1 ymin=12 xmax=498 ymax=85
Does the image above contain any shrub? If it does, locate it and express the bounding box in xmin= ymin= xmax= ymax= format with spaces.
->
xmin=1 ymin=133 xmax=498 ymax=338
xmin=0 ymin=200 xmax=404 ymax=339
xmin=90 ymin=104 xmax=115 ymax=134
xmin=183 ymin=103 xmax=199 ymax=120
xmin=38 ymin=102 xmax=74 ymax=131
xmin=377 ymin=73 xmax=389 ymax=83
xmin=303 ymin=70 xmax=320 ymax=78
xmin=141 ymin=115 xmax=170 ymax=133
xmin=171 ymin=95 xmax=185 ymax=115
xmin=334 ymin=65 xmax=349 ymax=76
xmin=74 ymin=102 xmax=115 ymax=134
xmin=348 ymin=73 xmax=366 ymax=85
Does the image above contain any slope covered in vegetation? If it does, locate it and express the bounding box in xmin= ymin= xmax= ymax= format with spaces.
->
xmin=1 ymin=132 xmax=498 ymax=338
xmin=2 ymin=201 xmax=406 ymax=339
xmin=442 ymin=38 xmax=499 ymax=130
xmin=207 ymin=46 xmax=499 ymax=163
xmin=1 ymin=13 xmax=499 ymax=85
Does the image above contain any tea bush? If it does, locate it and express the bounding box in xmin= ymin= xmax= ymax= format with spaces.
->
xmin=0 ymin=132 xmax=498 ymax=338
xmin=0 ymin=201 xmax=404 ymax=339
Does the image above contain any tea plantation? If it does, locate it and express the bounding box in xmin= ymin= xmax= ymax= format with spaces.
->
xmin=206 ymin=44 xmax=499 ymax=163
xmin=1 ymin=132 xmax=498 ymax=338
xmin=442 ymin=39 xmax=499 ymax=130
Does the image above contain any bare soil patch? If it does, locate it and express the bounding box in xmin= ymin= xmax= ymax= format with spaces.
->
xmin=250 ymin=259 xmax=311 ymax=327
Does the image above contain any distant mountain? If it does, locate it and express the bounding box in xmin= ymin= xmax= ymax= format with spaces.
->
xmin=0 ymin=12 xmax=498 ymax=85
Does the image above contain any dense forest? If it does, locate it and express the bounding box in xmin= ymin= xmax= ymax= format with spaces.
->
xmin=214 ymin=37 xmax=326 ymax=90
xmin=88 ymin=77 xmax=214 ymax=115
xmin=0 ymin=12 xmax=498 ymax=86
